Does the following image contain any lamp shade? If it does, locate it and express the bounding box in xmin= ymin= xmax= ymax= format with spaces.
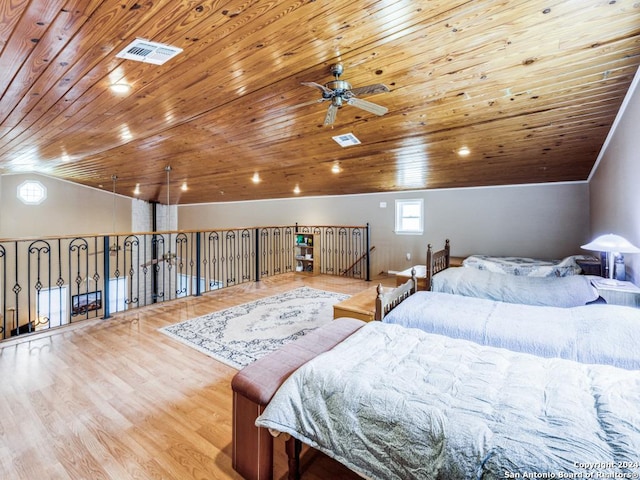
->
xmin=581 ymin=234 xmax=640 ymax=253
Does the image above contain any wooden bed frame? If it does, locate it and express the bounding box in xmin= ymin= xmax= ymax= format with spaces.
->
xmin=375 ymin=271 xmax=417 ymax=320
xmin=375 ymin=239 xmax=451 ymax=320
xmin=425 ymin=238 xmax=451 ymax=290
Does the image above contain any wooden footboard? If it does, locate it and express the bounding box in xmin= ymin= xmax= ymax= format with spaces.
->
xmin=375 ymin=271 xmax=418 ymax=320
xmin=231 ymin=317 xmax=366 ymax=480
xmin=426 ymin=239 xmax=451 ymax=290
xmin=374 ymin=239 xmax=451 ymax=320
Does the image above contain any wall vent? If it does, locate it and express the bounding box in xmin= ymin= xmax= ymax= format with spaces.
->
xmin=116 ymin=39 xmax=183 ymax=65
xmin=332 ymin=133 xmax=361 ymax=147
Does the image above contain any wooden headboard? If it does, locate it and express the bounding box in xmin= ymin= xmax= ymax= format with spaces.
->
xmin=425 ymin=239 xmax=451 ymax=290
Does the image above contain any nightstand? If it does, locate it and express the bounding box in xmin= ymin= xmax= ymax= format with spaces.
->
xmin=590 ymin=278 xmax=640 ymax=308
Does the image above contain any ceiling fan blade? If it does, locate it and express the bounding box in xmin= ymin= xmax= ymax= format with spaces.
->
xmin=301 ymin=81 xmax=334 ymax=96
xmin=349 ymin=83 xmax=390 ymax=96
xmin=287 ymin=97 xmax=328 ymax=111
xmin=324 ymin=104 xmax=339 ymax=125
xmin=347 ymin=97 xmax=388 ymax=116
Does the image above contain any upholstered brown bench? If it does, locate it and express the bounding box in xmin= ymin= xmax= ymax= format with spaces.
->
xmin=231 ymin=317 xmax=365 ymax=480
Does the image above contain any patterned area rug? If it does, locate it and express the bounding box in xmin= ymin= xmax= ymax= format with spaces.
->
xmin=159 ymin=287 xmax=349 ymax=369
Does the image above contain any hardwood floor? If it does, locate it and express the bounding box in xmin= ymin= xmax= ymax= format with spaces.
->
xmin=0 ymin=273 xmax=394 ymax=480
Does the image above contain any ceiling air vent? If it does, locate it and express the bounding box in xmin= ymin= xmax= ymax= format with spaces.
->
xmin=332 ymin=133 xmax=361 ymax=147
xmin=116 ymin=39 xmax=183 ymax=65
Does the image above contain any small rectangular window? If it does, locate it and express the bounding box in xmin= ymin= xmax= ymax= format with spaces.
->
xmin=395 ymin=199 xmax=424 ymax=235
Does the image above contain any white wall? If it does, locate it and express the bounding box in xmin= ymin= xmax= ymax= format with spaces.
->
xmin=0 ymin=171 xmax=593 ymax=280
xmin=0 ymin=173 xmax=132 ymax=238
xmin=0 ymin=173 xmax=182 ymax=241
xmin=179 ymin=182 xmax=590 ymax=276
xmin=589 ymin=68 xmax=640 ymax=284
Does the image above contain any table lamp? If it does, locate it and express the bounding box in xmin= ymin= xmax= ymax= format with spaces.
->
xmin=581 ymin=233 xmax=640 ymax=281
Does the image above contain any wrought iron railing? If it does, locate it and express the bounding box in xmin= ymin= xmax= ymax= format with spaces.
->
xmin=295 ymin=224 xmax=370 ymax=277
xmin=0 ymin=224 xmax=370 ymax=342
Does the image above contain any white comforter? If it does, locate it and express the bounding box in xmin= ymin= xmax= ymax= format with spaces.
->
xmin=431 ymin=267 xmax=599 ymax=307
xmin=383 ymin=291 xmax=640 ymax=369
xmin=256 ymin=322 xmax=640 ymax=480
xmin=462 ymin=254 xmax=585 ymax=277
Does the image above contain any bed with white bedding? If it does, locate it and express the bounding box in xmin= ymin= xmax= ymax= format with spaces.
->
xmin=381 ymin=290 xmax=640 ymax=369
xmin=462 ymin=254 xmax=587 ymax=277
xmin=256 ymin=322 xmax=640 ymax=480
xmin=423 ymin=241 xmax=599 ymax=302
xmin=431 ymin=266 xmax=599 ymax=306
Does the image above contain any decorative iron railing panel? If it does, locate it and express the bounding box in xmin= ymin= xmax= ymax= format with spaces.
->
xmin=295 ymin=225 xmax=369 ymax=277
xmin=0 ymin=224 xmax=369 ymax=342
xmin=257 ymin=226 xmax=295 ymax=277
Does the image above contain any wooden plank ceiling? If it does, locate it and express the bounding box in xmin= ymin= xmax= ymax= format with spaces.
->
xmin=1 ymin=0 xmax=639 ymax=204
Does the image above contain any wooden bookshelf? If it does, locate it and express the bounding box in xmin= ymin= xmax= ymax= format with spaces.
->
xmin=294 ymin=233 xmax=320 ymax=275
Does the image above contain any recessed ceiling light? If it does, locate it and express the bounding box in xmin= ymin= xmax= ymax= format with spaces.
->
xmin=331 ymin=163 xmax=341 ymax=174
xmin=133 ymin=183 xmax=140 ymax=195
xmin=293 ymin=184 xmax=301 ymax=194
xmin=458 ymin=146 xmax=471 ymax=156
xmin=181 ymin=181 xmax=188 ymax=191
xmin=251 ymin=172 xmax=261 ymax=183
xmin=110 ymin=83 xmax=131 ymax=94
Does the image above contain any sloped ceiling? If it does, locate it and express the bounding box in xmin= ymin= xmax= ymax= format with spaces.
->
xmin=1 ymin=0 xmax=639 ymax=204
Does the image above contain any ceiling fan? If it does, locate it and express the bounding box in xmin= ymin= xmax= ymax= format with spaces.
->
xmin=301 ymin=63 xmax=390 ymax=126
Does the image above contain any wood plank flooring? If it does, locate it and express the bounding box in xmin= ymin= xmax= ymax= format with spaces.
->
xmin=0 ymin=273 xmax=394 ymax=480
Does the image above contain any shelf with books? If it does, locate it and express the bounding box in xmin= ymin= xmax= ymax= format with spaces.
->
xmin=294 ymin=233 xmax=320 ymax=275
